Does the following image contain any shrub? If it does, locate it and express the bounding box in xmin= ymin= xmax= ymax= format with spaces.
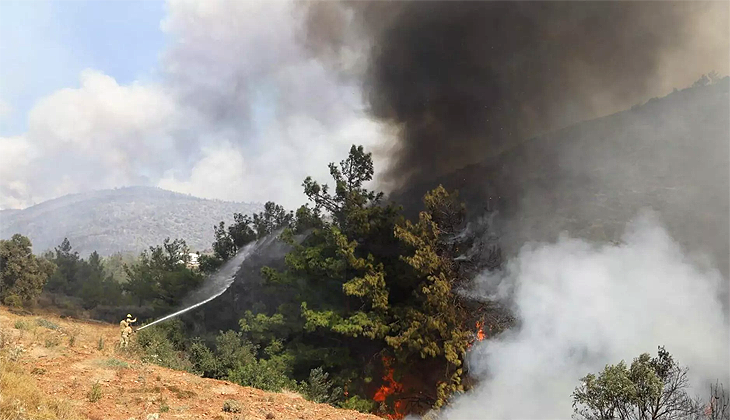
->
xmin=3 ymin=294 xmax=22 ymax=309
xmin=7 ymin=344 xmax=25 ymax=361
xmin=135 ymin=326 xmax=193 ymax=372
xmin=339 ymin=395 xmax=376 ymax=413
xmin=301 ymin=367 xmax=342 ymax=404
xmin=44 ymin=336 xmax=61 ymax=348
xmin=188 ymin=338 xmax=218 ymax=377
xmin=97 ymin=336 xmax=104 ymax=351
xmin=227 ymin=358 xmax=296 ymax=392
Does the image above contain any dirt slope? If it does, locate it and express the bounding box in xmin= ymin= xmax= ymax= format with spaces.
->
xmin=0 ymin=307 xmax=381 ymax=420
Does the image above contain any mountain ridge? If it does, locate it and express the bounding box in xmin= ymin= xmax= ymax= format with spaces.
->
xmin=0 ymin=186 xmax=262 ymax=257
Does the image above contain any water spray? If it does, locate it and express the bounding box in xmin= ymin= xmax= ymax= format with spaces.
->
xmin=136 ymin=235 xmax=274 ymax=332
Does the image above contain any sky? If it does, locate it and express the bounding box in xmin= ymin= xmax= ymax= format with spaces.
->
xmin=0 ymin=1 xmax=726 ymax=211
xmin=0 ymin=0 xmax=390 ymax=210
xmin=0 ymin=0 xmax=166 ymax=135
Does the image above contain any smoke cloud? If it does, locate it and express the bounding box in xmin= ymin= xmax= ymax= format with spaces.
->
xmin=0 ymin=0 xmax=389 ymax=210
xmin=306 ymin=1 xmax=729 ymax=189
xmin=433 ymin=212 xmax=729 ymax=419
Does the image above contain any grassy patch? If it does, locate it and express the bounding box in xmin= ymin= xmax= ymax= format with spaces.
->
xmin=129 ymin=385 xmax=162 ymax=394
xmin=31 ymin=367 xmax=47 ymax=375
xmin=97 ymin=336 xmax=104 ymax=351
xmin=166 ymin=384 xmax=197 ymax=399
xmin=101 ymin=358 xmax=129 ymax=369
xmin=0 ymin=356 xmax=79 ymax=419
xmin=87 ymin=381 xmax=103 ymax=402
xmin=36 ymin=318 xmax=61 ymax=331
xmin=0 ymin=329 xmax=8 ymax=349
xmin=14 ymin=320 xmax=32 ymax=330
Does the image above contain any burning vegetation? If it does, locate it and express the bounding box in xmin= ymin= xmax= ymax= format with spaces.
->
xmin=373 ymin=356 xmax=406 ymax=419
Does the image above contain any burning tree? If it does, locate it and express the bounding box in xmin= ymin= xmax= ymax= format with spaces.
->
xmin=389 ymin=185 xmax=480 ymax=409
xmin=220 ymin=145 xmax=511 ymax=417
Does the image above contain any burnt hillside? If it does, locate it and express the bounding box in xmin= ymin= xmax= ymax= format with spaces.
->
xmin=393 ymin=78 xmax=730 ymax=279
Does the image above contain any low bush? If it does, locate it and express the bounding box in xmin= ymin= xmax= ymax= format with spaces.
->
xmin=36 ymin=318 xmax=61 ymax=330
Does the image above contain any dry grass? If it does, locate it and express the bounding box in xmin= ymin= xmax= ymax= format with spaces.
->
xmin=0 ymin=307 xmax=381 ymax=420
xmin=0 ymin=351 xmax=82 ymax=420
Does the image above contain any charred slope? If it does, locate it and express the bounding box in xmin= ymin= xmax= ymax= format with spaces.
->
xmin=392 ymin=79 xmax=729 ymax=279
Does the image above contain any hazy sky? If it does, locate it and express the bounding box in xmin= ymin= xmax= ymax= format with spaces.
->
xmin=0 ymin=0 xmax=389 ymax=210
xmin=0 ymin=0 xmax=726 ymax=211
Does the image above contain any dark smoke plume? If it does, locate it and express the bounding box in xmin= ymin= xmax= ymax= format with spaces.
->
xmin=306 ymin=1 xmax=725 ymax=189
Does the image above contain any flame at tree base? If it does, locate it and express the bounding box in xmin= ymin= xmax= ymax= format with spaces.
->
xmin=373 ymin=356 xmax=406 ymax=419
xmin=373 ymin=322 xmax=492 ymax=418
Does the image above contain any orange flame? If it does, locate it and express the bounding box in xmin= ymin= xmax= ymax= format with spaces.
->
xmin=467 ymin=321 xmax=489 ymax=351
xmin=374 ymin=356 xmax=405 ymax=419
xmin=476 ymin=321 xmax=486 ymax=341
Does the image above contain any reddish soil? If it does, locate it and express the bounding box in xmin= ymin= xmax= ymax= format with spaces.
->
xmin=0 ymin=307 xmax=382 ymax=420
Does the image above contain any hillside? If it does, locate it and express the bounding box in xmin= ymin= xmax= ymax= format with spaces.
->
xmin=0 ymin=306 xmax=380 ymax=420
xmin=395 ymin=78 xmax=730 ymax=279
xmin=0 ymin=187 xmax=262 ymax=257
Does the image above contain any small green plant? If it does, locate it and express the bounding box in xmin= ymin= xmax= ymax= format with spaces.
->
xmin=97 ymin=336 xmax=104 ymax=351
xmin=36 ymin=318 xmax=60 ymax=330
xmin=68 ymin=334 xmax=76 ymax=347
xmin=87 ymin=381 xmax=103 ymax=402
xmin=222 ymin=399 xmax=242 ymax=413
xmin=31 ymin=367 xmax=47 ymax=375
xmin=159 ymin=399 xmax=170 ymax=413
xmin=14 ymin=320 xmax=29 ymax=330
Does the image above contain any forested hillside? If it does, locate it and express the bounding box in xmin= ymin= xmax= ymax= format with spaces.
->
xmin=0 ymin=187 xmax=262 ymax=257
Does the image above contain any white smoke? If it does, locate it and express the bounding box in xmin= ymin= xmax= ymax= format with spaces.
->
xmin=0 ymin=0 xmax=391 ymax=210
xmin=438 ymin=211 xmax=729 ymax=419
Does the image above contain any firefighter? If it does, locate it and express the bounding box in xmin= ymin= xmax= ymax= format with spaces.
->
xmin=120 ymin=314 xmax=136 ymax=348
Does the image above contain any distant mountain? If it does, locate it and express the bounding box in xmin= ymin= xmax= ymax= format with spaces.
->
xmin=0 ymin=186 xmax=262 ymax=257
xmin=394 ymin=78 xmax=729 ymax=278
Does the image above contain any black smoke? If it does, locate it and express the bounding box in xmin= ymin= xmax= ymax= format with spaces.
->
xmin=307 ymin=1 xmax=721 ymax=190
